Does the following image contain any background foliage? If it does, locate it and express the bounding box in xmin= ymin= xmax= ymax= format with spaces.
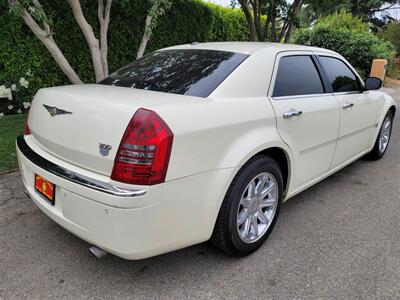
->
xmin=293 ymin=11 xmax=394 ymax=78
xmin=0 ymin=0 xmax=249 ymax=102
xmin=315 ymin=10 xmax=369 ymax=33
xmin=378 ymin=22 xmax=400 ymax=55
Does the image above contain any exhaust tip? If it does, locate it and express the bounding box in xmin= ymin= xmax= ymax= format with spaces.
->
xmin=89 ymin=245 xmax=109 ymax=259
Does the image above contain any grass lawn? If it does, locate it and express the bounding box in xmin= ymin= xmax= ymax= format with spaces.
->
xmin=0 ymin=114 xmax=26 ymax=173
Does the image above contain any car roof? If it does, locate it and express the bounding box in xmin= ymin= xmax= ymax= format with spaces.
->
xmin=162 ymin=42 xmax=337 ymax=56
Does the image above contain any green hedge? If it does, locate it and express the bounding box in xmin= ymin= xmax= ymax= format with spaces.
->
xmin=293 ymin=24 xmax=394 ymax=78
xmin=0 ymin=0 xmax=249 ymax=110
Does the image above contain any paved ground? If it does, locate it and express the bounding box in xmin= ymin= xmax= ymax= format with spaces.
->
xmin=1 ymin=88 xmax=400 ymax=300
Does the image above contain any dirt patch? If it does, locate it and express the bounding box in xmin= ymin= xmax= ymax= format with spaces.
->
xmin=1 ymin=209 xmax=39 ymax=225
xmin=385 ymin=77 xmax=400 ymax=88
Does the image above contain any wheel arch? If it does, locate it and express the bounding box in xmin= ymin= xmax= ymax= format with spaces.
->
xmin=230 ymin=145 xmax=292 ymax=199
xmin=389 ymin=105 xmax=396 ymax=116
xmin=255 ymin=147 xmax=291 ymax=197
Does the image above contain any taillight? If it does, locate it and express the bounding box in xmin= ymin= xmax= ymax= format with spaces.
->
xmin=111 ymin=108 xmax=173 ymax=185
xmin=23 ymin=113 xmax=31 ymax=135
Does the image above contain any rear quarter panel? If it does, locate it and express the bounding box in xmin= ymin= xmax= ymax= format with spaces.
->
xmin=157 ymin=97 xmax=290 ymax=182
xmin=369 ymin=91 xmax=397 ymax=148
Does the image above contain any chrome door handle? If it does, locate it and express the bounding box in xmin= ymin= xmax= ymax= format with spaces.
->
xmin=283 ymin=109 xmax=303 ymax=119
xmin=342 ymin=102 xmax=354 ymax=109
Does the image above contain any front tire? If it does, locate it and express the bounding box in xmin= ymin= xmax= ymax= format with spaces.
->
xmin=366 ymin=110 xmax=394 ymax=160
xmin=211 ymin=156 xmax=283 ymax=257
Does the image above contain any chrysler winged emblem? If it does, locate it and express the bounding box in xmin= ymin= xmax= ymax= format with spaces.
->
xmin=99 ymin=143 xmax=112 ymax=156
xmin=43 ymin=104 xmax=72 ymax=117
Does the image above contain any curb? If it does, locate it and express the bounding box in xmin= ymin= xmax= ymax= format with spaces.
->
xmin=0 ymin=169 xmax=19 ymax=176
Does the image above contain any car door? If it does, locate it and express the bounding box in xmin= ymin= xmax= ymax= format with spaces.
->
xmin=268 ymin=52 xmax=340 ymax=188
xmin=317 ymin=55 xmax=378 ymax=167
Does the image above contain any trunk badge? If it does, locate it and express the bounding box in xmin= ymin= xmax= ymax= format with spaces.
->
xmin=99 ymin=144 xmax=112 ymax=156
xmin=43 ymin=104 xmax=72 ymax=117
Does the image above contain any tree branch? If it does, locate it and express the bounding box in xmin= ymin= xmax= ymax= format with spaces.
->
xmin=280 ymin=0 xmax=303 ymax=43
xmin=18 ymin=7 xmax=82 ymax=84
xmin=98 ymin=0 xmax=112 ymax=76
xmin=137 ymin=0 xmax=172 ymax=59
xmin=68 ymin=0 xmax=105 ymax=81
xmin=250 ymin=0 xmax=265 ymax=41
xmin=371 ymin=3 xmax=399 ymax=13
xmin=238 ymin=0 xmax=256 ymax=41
xmin=137 ymin=11 xmax=153 ymax=59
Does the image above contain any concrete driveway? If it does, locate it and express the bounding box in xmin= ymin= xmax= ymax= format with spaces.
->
xmin=1 ymin=88 xmax=399 ymax=299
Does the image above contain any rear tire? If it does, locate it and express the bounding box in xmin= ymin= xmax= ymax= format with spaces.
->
xmin=211 ymin=155 xmax=283 ymax=257
xmin=366 ymin=111 xmax=394 ymax=160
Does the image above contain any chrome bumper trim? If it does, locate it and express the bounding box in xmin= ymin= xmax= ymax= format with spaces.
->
xmin=17 ymin=136 xmax=147 ymax=198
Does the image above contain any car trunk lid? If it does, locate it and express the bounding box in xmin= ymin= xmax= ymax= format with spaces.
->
xmin=28 ymin=84 xmax=195 ymax=176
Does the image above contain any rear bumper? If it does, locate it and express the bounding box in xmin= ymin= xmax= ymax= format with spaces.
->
xmin=17 ymin=136 xmax=146 ymax=198
xmin=17 ymin=135 xmax=234 ymax=260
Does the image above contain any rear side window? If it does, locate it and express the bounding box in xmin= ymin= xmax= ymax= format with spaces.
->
xmin=319 ymin=56 xmax=362 ymax=93
xmin=99 ymin=49 xmax=248 ymax=98
xmin=273 ymin=55 xmax=324 ymax=97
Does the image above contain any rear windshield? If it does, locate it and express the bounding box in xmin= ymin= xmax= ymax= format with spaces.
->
xmin=99 ymin=49 xmax=248 ymax=98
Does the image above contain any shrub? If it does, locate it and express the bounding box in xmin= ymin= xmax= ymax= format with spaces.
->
xmin=316 ymin=10 xmax=369 ymax=33
xmin=293 ymin=23 xmax=394 ymax=78
xmin=0 ymin=0 xmax=249 ymax=115
xmin=378 ymin=22 xmax=400 ymax=56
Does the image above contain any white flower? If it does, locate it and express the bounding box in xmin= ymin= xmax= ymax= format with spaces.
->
xmin=11 ymin=84 xmax=17 ymax=91
xmin=6 ymin=88 xmax=12 ymax=100
xmin=0 ymin=85 xmax=13 ymax=99
xmin=0 ymin=85 xmax=12 ymax=100
xmin=23 ymin=102 xmax=31 ymax=109
xmin=26 ymin=69 xmax=32 ymax=76
xmin=17 ymin=109 xmax=22 ymax=114
xmin=0 ymin=113 xmax=4 ymax=118
xmin=0 ymin=85 xmax=7 ymax=98
xmin=8 ymin=105 xmax=13 ymax=110
xmin=19 ymin=77 xmax=29 ymax=88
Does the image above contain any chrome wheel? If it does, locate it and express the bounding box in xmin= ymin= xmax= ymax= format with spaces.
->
xmin=236 ymin=172 xmax=278 ymax=244
xmin=379 ymin=116 xmax=392 ymax=153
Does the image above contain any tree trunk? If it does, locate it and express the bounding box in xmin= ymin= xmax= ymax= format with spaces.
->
xmin=283 ymin=0 xmax=303 ymax=43
xmin=251 ymin=0 xmax=264 ymax=41
xmin=271 ymin=4 xmax=277 ymax=42
xmin=137 ymin=13 xmax=153 ymax=59
xmin=98 ymin=0 xmax=112 ymax=77
xmin=265 ymin=0 xmax=276 ymax=41
xmin=279 ymin=0 xmax=303 ymax=43
xmin=20 ymin=9 xmax=82 ymax=84
xmin=279 ymin=12 xmax=290 ymax=41
xmin=68 ymin=0 xmax=105 ymax=82
xmin=351 ymin=0 xmax=359 ymax=15
xmin=238 ymin=0 xmax=256 ymax=41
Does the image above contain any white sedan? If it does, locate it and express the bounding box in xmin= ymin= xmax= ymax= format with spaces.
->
xmin=17 ymin=42 xmax=396 ymax=260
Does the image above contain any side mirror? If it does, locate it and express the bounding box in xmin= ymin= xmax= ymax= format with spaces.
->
xmin=365 ymin=77 xmax=382 ymax=90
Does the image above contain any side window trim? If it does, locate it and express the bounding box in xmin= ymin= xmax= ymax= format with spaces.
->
xmin=317 ymin=54 xmax=364 ymax=94
xmin=313 ymin=55 xmax=333 ymax=93
xmin=271 ymin=53 xmax=328 ymax=100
